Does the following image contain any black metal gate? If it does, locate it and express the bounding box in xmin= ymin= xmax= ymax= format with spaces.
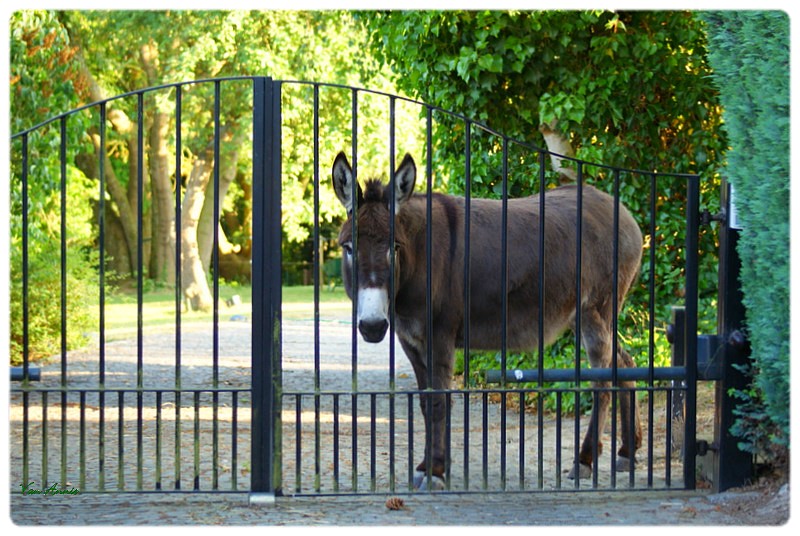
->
xmin=11 ymin=77 xmax=716 ymax=499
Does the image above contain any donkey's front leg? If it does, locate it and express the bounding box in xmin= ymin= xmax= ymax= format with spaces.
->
xmin=400 ymin=335 xmax=454 ymax=490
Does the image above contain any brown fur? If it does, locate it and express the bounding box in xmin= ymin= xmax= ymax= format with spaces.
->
xmin=333 ymin=152 xmax=644 ymax=486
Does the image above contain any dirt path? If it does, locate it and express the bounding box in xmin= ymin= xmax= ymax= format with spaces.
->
xmin=10 ymin=312 xmax=683 ymax=495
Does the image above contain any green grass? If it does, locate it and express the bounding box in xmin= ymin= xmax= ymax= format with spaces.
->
xmin=103 ymin=284 xmax=352 ymax=335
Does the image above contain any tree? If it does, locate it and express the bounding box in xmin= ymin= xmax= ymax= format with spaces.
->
xmin=360 ymin=10 xmax=727 ymax=370
xmin=9 ymin=10 xmax=97 ymax=362
xmin=13 ymin=10 xmax=405 ymax=311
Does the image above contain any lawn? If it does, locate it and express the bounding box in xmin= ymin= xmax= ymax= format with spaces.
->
xmin=103 ymin=284 xmax=352 ymax=336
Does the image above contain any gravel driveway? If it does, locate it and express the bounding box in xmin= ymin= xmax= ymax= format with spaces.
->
xmin=10 ymin=309 xmax=683 ymax=496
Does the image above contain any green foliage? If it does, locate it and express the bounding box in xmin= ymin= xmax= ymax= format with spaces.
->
xmin=9 ymin=12 xmax=97 ymax=364
xmin=362 ymin=10 xmax=724 ymax=174
xmin=702 ymin=11 xmax=790 ymax=447
xmin=361 ymin=10 xmax=726 ymax=392
xmin=60 ymin=10 xmax=414 ymax=249
xmin=8 ymin=163 xmax=99 ymax=364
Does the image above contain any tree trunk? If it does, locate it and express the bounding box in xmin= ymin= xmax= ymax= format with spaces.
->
xmin=75 ymin=147 xmax=135 ymax=275
xmin=538 ymin=120 xmax=578 ymax=183
xmin=69 ymin=38 xmax=142 ymax=278
xmin=140 ymin=41 xmax=174 ymax=283
xmin=198 ymin=130 xmax=242 ymax=274
xmin=180 ymin=145 xmax=215 ymax=311
xmin=147 ymin=111 xmax=174 ymax=283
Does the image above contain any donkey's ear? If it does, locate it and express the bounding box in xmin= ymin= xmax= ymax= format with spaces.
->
xmin=393 ymin=154 xmax=416 ymax=207
xmin=332 ymin=152 xmax=361 ymax=214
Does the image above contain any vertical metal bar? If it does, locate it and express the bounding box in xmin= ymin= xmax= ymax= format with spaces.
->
xmin=118 ymin=391 xmax=125 ymax=491
xmin=647 ymin=172 xmax=658 ymax=487
xmin=136 ymin=92 xmax=144 ymax=386
xmin=500 ymin=393 xmax=507 ymax=491
xmin=295 ymin=395 xmax=302 ymax=492
xmin=592 ymin=390 xmax=600 ymax=488
xmin=19 ymin=131 xmax=31 ymax=494
xmin=518 ymin=391 xmax=525 ymax=490
xmin=137 ymin=391 xmax=143 ymax=491
xmin=156 ymin=391 xmax=162 ymax=490
xmin=98 ymin=103 xmax=107 ymax=388
xmin=665 ymin=389 xmax=673 ymax=487
xmin=59 ymin=116 xmax=68 ymax=490
xmin=333 ymin=393 xmax=340 ymax=492
xmin=536 ymin=151 xmax=546 ymax=489
xmin=481 ymin=391 xmax=488 ymax=490
xmin=136 ymin=92 xmax=144 ymax=491
xmin=21 ymin=134 xmax=30 ymax=384
xmin=42 ymin=392 xmax=48 ymax=489
xmin=500 ymin=138 xmax=508 ymax=386
xmin=610 ymin=168 xmax=621 ymax=489
xmin=95 ymin=97 xmax=107 ymax=491
xmin=445 ymin=394 xmax=452 ymax=489
xmin=174 ymin=85 xmax=183 ymax=492
xmin=251 ymin=76 xmax=283 ymax=496
xmin=574 ymin=162 xmax=583 ymax=375
xmin=312 ymin=83 xmax=322 ymax=494
xmin=555 ymin=390 xmax=563 ymax=489
xmin=349 ymin=88 xmax=359 ymax=494
xmin=212 ymin=80 xmax=221 ymax=491
xmin=94 ymin=109 xmax=106 ymax=488
xmin=424 ymin=106 xmax=434 ymax=489
xmin=628 ymin=387 xmax=636 ymax=488
xmin=714 ymin=179 xmax=755 ymax=491
xmin=79 ymin=391 xmax=86 ymax=490
xmin=683 ymin=175 xmax=700 ymax=489
xmin=499 ymin=138 xmax=509 ymax=490
xmin=573 ymin=162 xmax=583 ymax=489
xmin=387 ymin=96 xmax=397 ymax=492
xmin=462 ymin=121 xmax=472 ymax=490
xmin=370 ymin=393 xmax=377 ymax=491
xmin=407 ymin=393 xmax=414 ymax=491
xmin=232 ymin=391 xmax=239 ymax=490
xmin=193 ymin=391 xmax=200 ymax=490
xmin=99 ymin=391 xmax=105 ymax=491
xmin=573 ymin=388 xmax=581 ymax=490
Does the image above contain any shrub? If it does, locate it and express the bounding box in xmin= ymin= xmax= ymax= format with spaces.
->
xmin=701 ymin=11 xmax=790 ymax=448
xmin=9 ymin=245 xmax=98 ymax=365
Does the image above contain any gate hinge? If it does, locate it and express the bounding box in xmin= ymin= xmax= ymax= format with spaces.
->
xmin=700 ymin=208 xmax=726 ymax=227
xmin=696 ymin=439 xmax=719 ymax=456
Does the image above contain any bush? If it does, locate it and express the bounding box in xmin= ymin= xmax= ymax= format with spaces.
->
xmin=9 ymin=245 xmax=98 ymax=365
xmin=8 ymin=159 xmax=99 ymax=365
xmin=701 ymin=11 xmax=790 ymax=448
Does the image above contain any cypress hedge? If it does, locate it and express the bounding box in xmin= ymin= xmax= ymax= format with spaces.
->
xmin=702 ymin=11 xmax=790 ymax=450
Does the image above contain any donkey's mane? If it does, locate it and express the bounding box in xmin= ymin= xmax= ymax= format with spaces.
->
xmin=363 ymin=179 xmax=386 ymax=203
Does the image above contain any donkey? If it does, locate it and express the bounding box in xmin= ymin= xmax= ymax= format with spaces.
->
xmin=332 ymin=152 xmax=643 ymax=489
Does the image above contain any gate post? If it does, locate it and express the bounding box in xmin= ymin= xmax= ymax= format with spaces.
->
xmin=712 ymin=179 xmax=753 ymax=492
xmin=251 ymin=77 xmax=283 ymax=502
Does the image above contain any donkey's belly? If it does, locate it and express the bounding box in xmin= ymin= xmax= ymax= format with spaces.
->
xmin=455 ymin=306 xmax=567 ymax=352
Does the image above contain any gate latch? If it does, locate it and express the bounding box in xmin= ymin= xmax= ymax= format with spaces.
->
xmin=701 ymin=208 xmax=726 ymax=227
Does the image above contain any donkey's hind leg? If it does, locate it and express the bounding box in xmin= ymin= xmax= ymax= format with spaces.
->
xmin=614 ymin=347 xmax=642 ymax=472
xmin=568 ymin=305 xmax=613 ymax=479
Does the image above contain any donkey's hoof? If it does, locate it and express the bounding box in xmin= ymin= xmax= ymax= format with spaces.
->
xmin=567 ymin=462 xmax=592 ymax=480
xmin=413 ymin=471 xmax=445 ymax=491
xmin=615 ymin=456 xmax=636 ymax=472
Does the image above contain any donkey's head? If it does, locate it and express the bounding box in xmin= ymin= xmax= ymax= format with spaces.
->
xmin=332 ymin=152 xmax=417 ymax=343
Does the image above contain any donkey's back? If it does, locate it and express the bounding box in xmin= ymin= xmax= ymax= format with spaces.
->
xmin=414 ymin=184 xmax=643 ymax=351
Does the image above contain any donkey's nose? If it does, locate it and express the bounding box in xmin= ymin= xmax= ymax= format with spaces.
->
xmin=358 ymin=319 xmax=389 ymax=343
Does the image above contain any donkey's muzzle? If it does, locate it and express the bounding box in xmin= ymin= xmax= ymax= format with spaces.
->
xmin=358 ymin=319 xmax=389 ymax=343
xmin=356 ymin=287 xmax=390 ymax=343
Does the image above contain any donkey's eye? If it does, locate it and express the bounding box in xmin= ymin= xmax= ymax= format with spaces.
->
xmin=342 ymin=242 xmax=353 ymax=257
